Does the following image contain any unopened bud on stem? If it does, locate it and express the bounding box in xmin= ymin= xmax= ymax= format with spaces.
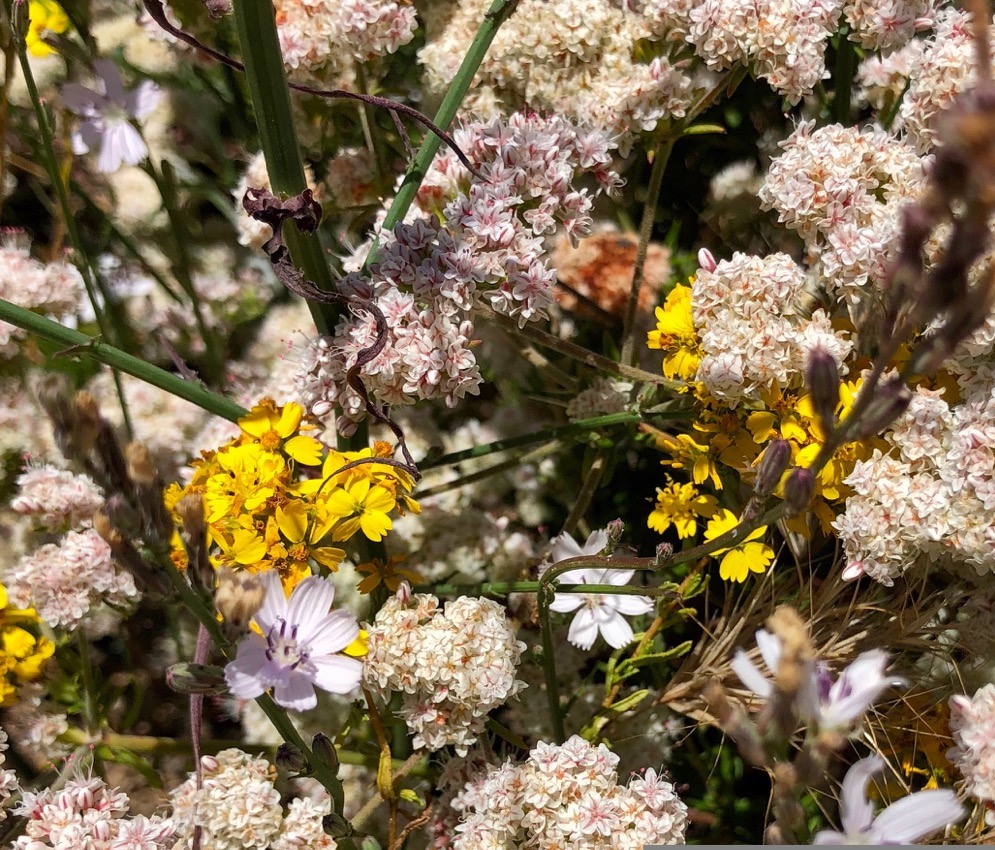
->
xmin=754 ymin=440 xmax=791 ymax=497
xmin=806 ymin=350 xmax=840 ymax=432
xmin=783 ymin=468 xmax=815 ymax=516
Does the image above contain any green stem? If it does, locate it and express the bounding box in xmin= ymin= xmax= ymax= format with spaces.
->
xmin=561 ymin=448 xmax=607 ymax=536
xmin=832 ymin=27 xmax=856 ymax=126
xmin=77 ymin=631 xmax=98 ymax=736
xmin=537 ymin=580 xmax=566 ymax=743
xmin=363 ymin=0 xmax=521 ymax=266
xmin=0 ymin=298 xmax=246 ymax=422
xmin=231 ymin=0 xmax=338 ymax=336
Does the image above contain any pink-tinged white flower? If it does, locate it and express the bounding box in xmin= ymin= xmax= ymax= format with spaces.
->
xmin=813 ymin=756 xmax=964 ymax=844
xmin=224 ymin=572 xmax=363 ymax=711
xmin=544 ymin=529 xmax=654 ymax=651
xmin=61 ymin=59 xmax=160 ymax=173
xmin=733 ymin=630 xmax=903 ymax=731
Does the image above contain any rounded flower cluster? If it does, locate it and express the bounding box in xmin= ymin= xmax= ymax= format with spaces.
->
xmin=566 ymin=378 xmax=634 ymax=422
xmin=12 ymin=769 xmax=175 ymax=849
xmin=854 ymin=39 xmax=925 ymax=112
xmin=274 ymin=0 xmax=417 ymax=81
xmin=0 ymin=729 xmax=19 ymax=820
xmin=0 ymin=244 xmax=83 ymax=358
xmin=759 ymin=121 xmax=926 ymax=311
xmin=363 ymin=593 xmax=527 ymax=755
xmin=843 ymin=0 xmax=934 ymax=51
xmin=452 ymin=735 xmax=687 ymax=849
xmin=296 ymin=112 xmax=621 ymax=434
xmin=6 ymin=529 xmax=139 ymax=631
xmin=11 ymin=465 xmax=104 ymax=531
xmin=949 ymin=684 xmax=995 ymax=806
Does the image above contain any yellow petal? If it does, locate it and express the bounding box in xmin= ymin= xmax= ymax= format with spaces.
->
xmin=284 ymin=434 xmax=323 ymax=466
xmin=344 ymin=630 xmax=369 ymax=657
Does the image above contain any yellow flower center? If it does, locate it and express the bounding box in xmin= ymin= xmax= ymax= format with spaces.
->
xmin=259 ymin=429 xmax=282 ymax=451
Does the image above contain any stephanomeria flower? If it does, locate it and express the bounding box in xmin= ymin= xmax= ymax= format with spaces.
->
xmin=813 ymin=755 xmax=964 ymax=844
xmin=544 ymin=529 xmax=654 ymax=651
xmin=61 ymin=59 xmax=160 ymax=173
xmin=224 ymin=572 xmax=363 ymax=711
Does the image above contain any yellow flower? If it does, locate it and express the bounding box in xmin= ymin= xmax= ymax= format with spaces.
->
xmin=647 ymin=283 xmax=702 ymax=382
xmin=652 ymin=431 xmax=723 ymax=490
xmin=275 ymin=500 xmax=345 ymax=573
xmin=26 ymin=0 xmax=69 ymax=57
xmin=355 ymin=556 xmax=424 ymax=594
xmin=703 ymin=509 xmax=774 ymax=583
xmin=204 ymin=443 xmax=287 ymax=523
xmin=0 ymin=582 xmax=54 ymax=706
xmin=648 ymin=480 xmax=718 ymax=538
xmin=238 ymin=398 xmax=323 ymax=466
xmin=324 ymin=478 xmax=397 ymax=542
xmin=344 ymin=629 xmax=369 ymax=657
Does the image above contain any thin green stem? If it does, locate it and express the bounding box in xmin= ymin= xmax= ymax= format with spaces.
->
xmin=832 ymin=27 xmax=856 ymax=126
xmin=231 ymin=0 xmax=337 ymax=336
xmin=537 ymin=580 xmax=566 ymax=743
xmin=620 ymin=136 xmax=675 ymax=367
xmin=0 ymin=298 xmax=246 ymax=422
xmin=561 ymin=449 xmax=607 ymax=537
xmin=363 ymin=0 xmax=521 ymax=266
xmin=76 ymin=631 xmax=98 ymax=736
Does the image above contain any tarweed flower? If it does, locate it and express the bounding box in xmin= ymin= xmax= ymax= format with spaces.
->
xmin=0 ymin=583 xmax=54 ymax=706
xmin=647 ymin=282 xmax=702 ymax=383
xmin=544 ymin=529 xmax=654 ymax=650
xmin=25 ymin=0 xmax=69 ymax=57
xmin=812 ymin=755 xmax=964 ymax=844
xmin=61 ymin=59 xmax=161 ymax=173
xmin=703 ymin=509 xmax=774 ymax=582
xmin=648 ymin=479 xmax=718 ymax=538
xmin=224 ymin=571 xmax=363 ymax=711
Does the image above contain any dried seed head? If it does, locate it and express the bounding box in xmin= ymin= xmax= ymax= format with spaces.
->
xmin=176 ymin=492 xmax=206 ymax=536
xmin=93 ymin=509 xmax=123 ymax=549
xmin=124 ymin=442 xmax=157 ymax=487
xmin=214 ymin=567 xmax=266 ymax=637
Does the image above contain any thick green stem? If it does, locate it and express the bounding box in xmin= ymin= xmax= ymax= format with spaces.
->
xmin=0 ymin=298 xmax=246 ymax=422
xmin=231 ymin=0 xmax=337 ymax=336
xmin=363 ymin=0 xmax=520 ymax=265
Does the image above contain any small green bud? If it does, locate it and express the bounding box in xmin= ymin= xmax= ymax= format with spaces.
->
xmin=322 ymin=813 xmax=352 ymax=838
xmin=275 ymin=744 xmax=308 ymax=774
xmin=165 ymin=663 xmax=227 ymax=695
xmin=311 ymin=733 xmax=339 ymax=774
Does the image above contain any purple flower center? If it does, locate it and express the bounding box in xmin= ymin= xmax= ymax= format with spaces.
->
xmin=265 ymin=617 xmax=309 ymax=670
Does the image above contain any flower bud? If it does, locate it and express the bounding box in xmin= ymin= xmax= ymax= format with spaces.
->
xmin=754 ymin=440 xmax=791 ymax=497
xmin=215 ymin=567 xmax=266 ymax=638
xmin=806 ymin=349 xmax=840 ymax=432
xmin=854 ymin=377 xmax=912 ymax=439
xmin=604 ymin=518 xmax=624 ymax=553
xmin=165 ymin=663 xmax=227 ymax=695
xmin=311 ymin=733 xmax=339 ymax=774
xmin=395 ymin=580 xmax=412 ymax=605
xmin=654 ymin=542 xmax=673 ymax=565
xmin=275 ymin=743 xmax=308 ymax=774
xmin=697 ymin=247 xmax=717 ymax=273
xmin=322 ymin=813 xmax=352 ymax=838
xmin=783 ymin=468 xmax=814 ymax=516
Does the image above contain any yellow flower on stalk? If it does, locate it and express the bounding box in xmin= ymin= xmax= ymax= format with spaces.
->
xmin=648 ymin=480 xmax=718 ymax=538
xmin=324 ymin=478 xmax=397 ymax=542
xmin=275 ymin=500 xmax=345 ymax=572
xmin=0 ymin=582 xmax=54 ymax=706
xmin=355 ymin=556 xmax=424 ymax=594
xmin=649 ymin=430 xmax=723 ymax=490
xmin=26 ymin=0 xmax=69 ymax=57
xmin=647 ymin=283 xmax=702 ymax=383
xmin=238 ymin=398 xmax=323 ymax=466
xmin=204 ymin=443 xmax=287 ymax=524
xmin=703 ymin=509 xmax=774 ymax=583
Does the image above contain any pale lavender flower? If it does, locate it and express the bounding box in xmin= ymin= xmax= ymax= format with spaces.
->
xmin=545 ymin=529 xmax=654 ymax=651
xmin=812 ymin=755 xmax=964 ymax=844
xmin=224 ymin=572 xmax=363 ymax=711
xmin=61 ymin=60 xmax=160 ymax=173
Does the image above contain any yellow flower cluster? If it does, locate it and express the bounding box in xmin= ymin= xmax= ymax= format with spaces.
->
xmin=25 ymin=0 xmax=69 ymax=57
xmin=0 ymin=582 xmax=54 ymax=706
xmin=167 ymin=399 xmax=419 ymax=592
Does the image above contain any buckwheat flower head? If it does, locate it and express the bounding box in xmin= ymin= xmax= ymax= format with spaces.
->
xmin=812 ymin=755 xmax=964 ymax=844
xmin=224 ymin=571 xmax=363 ymax=711
xmin=0 ymin=729 xmax=20 ymax=820
xmin=61 ymin=59 xmax=160 ymax=173
xmin=855 ymin=39 xmax=925 ymax=111
xmin=364 ymin=593 xmax=526 ymax=755
xmin=949 ymin=684 xmax=995 ymax=805
xmin=270 ymin=797 xmax=338 ymax=850
xmin=565 ymin=378 xmax=633 ymax=422
xmin=6 ymin=528 xmax=139 ymax=631
xmin=843 ymin=0 xmax=935 ymax=51
xmin=11 ymin=464 xmax=104 ymax=531
xmin=542 ymin=528 xmax=653 ymax=651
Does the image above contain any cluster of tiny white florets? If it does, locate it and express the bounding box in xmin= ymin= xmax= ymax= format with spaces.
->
xmin=682 ymin=0 xmax=842 ymax=103
xmin=759 ymin=121 xmax=927 ymax=313
xmin=566 ymin=379 xmax=634 ymax=422
xmin=854 ymin=39 xmax=925 ymax=112
xmin=12 ymin=768 xmax=175 ymax=849
xmin=274 ymin=0 xmax=417 ymax=81
xmin=842 ymin=0 xmax=934 ymax=51
xmin=11 ymin=465 xmax=104 ymax=531
xmin=833 ymin=379 xmax=995 ymax=584
xmin=0 ymin=245 xmax=83 ymax=358
xmin=170 ymin=749 xmax=338 ymax=850
xmin=451 ymin=735 xmax=687 ymax=850
xmin=690 ymin=252 xmax=852 ymax=404
xmin=5 ymin=529 xmax=139 ymax=631
xmin=295 ymin=112 xmax=621 ymax=434
xmin=419 ymin=0 xmax=699 ymax=150
xmin=948 ymin=684 xmax=995 ymax=810
xmin=0 ymin=729 xmax=19 ymax=821
xmin=363 ymin=594 xmax=527 ymax=755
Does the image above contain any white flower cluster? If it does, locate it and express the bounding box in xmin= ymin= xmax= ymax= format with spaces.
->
xmin=854 ymin=39 xmax=925 ymax=112
xmin=0 ymin=729 xmax=19 ymax=821
xmin=833 ymin=379 xmax=995 ymax=584
xmin=0 ymin=245 xmax=83 ymax=358
xmin=690 ymin=252 xmax=852 ymax=404
xmin=171 ymin=749 xmax=338 ymax=850
xmin=12 ymin=769 xmax=175 ymax=849
xmin=363 ymin=594 xmax=527 ymax=755
xmin=759 ymin=121 xmax=927 ymax=312
xmin=682 ymin=0 xmax=842 ymax=103
xmin=566 ymin=379 xmax=634 ymax=422
xmin=295 ymin=112 xmax=620 ymax=434
xmin=11 ymin=465 xmax=104 ymax=531
xmin=420 ymin=0 xmax=700 ymax=151
xmin=5 ymin=528 xmax=139 ymax=630
xmin=275 ymin=0 xmax=417 ymax=81
xmin=949 ymin=684 xmax=995 ymax=808
xmin=843 ymin=0 xmax=934 ymax=51
xmin=452 ymin=735 xmax=687 ymax=849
